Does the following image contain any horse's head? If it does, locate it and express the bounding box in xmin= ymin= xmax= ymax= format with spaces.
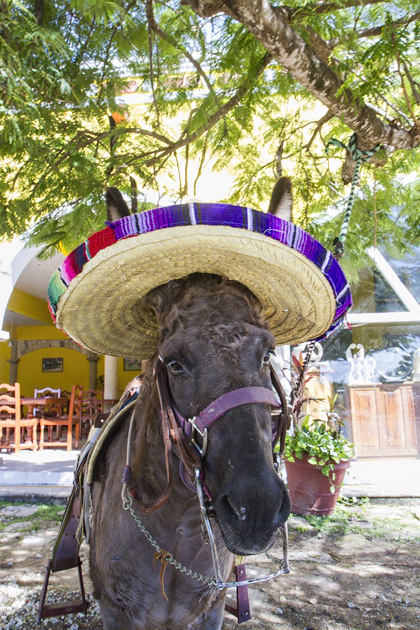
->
xmin=143 ymin=274 xmax=290 ymax=555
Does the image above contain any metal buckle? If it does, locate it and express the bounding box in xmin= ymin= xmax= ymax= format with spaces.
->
xmin=189 ymin=417 xmax=208 ymax=457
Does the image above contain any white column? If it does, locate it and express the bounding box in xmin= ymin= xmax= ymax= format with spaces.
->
xmin=273 ymin=345 xmax=291 ymax=397
xmin=413 ymin=348 xmax=420 ymax=382
xmin=104 ymin=355 xmax=119 ymax=406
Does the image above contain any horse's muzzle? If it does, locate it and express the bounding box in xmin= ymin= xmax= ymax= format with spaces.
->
xmin=214 ymin=473 xmax=291 ymax=556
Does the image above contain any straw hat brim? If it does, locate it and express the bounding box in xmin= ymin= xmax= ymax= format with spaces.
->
xmin=48 ymin=203 xmax=351 ymax=358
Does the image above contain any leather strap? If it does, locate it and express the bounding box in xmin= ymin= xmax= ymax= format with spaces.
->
xmin=192 ymin=386 xmax=281 ymax=433
xmin=141 ymin=368 xmax=200 ymax=512
xmin=269 ymin=365 xmax=289 ymax=456
xmin=51 ymin=489 xmax=82 ymax=572
xmin=141 ymin=370 xmax=174 ymax=513
xmin=38 ymin=489 xmax=88 ymax=620
xmin=224 ymin=564 xmax=251 ymax=624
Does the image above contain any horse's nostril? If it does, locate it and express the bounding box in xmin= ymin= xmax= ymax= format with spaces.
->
xmin=225 ymin=496 xmax=247 ymax=521
xmin=274 ymin=490 xmax=291 ymax=528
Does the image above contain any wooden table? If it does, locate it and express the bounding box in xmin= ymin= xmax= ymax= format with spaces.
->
xmin=20 ymin=397 xmax=67 ymax=419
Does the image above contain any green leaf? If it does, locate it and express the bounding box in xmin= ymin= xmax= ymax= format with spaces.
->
xmin=1 ymin=0 xmax=419 ymax=250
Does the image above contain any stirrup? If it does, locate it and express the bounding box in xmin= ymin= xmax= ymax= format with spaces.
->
xmin=37 ymin=557 xmax=89 ymax=621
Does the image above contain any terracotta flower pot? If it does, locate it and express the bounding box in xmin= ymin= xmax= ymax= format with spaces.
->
xmin=284 ymin=454 xmax=350 ymax=517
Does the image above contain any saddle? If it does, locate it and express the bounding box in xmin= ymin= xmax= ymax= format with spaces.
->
xmin=37 ymin=388 xmax=138 ymax=623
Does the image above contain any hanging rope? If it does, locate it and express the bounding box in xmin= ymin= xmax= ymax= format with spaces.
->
xmin=292 ymin=134 xmax=381 ymax=416
xmin=327 ymin=133 xmax=381 ymax=259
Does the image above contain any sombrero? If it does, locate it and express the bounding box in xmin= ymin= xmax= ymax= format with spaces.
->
xmin=47 ymin=203 xmax=352 ymax=359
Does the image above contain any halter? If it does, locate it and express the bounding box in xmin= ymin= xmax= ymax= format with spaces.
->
xmin=121 ymin=359 xmax=291 ymax=604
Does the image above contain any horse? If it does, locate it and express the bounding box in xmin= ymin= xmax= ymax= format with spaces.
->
xmin=87 ymin=182 xmax=293 ymax=629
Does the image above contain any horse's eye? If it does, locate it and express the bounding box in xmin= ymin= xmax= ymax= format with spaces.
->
xmin=167 ymin=359 xmax=185 ymax=375
xmin=262 ymin=350 xmax=274 ymax=366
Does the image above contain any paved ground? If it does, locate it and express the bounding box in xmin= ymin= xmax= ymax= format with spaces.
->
xmin=0 ymin=448 xmax=419 ymax=498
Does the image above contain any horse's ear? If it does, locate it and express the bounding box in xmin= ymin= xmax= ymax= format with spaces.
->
xmin=143 ymin=280 xmax=179 ymax=320
xmin=106 ymin=187 xmax=131 ymax=221
xmin=267 ymin=176 xmax=292 ymax=222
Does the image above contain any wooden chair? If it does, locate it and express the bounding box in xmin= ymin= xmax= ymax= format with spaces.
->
xmin=0 ymin=383 xmax=38 ymax=455
xmin=39 ymin=384 xmax=82 ymax=451
xmin=80 ymin=389 xmax=104 ymax=440
xmin=34 ymin=388 xmax=62 ymax=443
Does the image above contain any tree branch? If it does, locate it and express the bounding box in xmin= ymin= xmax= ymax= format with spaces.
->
xmin=395 ymin=41 xmax=419 ymax=125
xmin=108 ymin=51 xmax=272 ymax=171
xmin=403 ymin=60 xmax=420 ymax=106
xmin=294 ymin=0 xmax=387 ymax=17
xmin=328 ymin=10 xmax=420 ymax=47
xmin=146 ymin=3 xmax=220 ymax=106
xmin=182 ymin=0 xmax=419 ymax=153
xmin=145 ymin=0 xmax=161 ymax=127
xmin=305 ymin=111 xmax=335 ymax=150
xmin=303 ymin=25 xmax=336 ymax=66
xmin=143 ymin=51 xmax=273 ymax=166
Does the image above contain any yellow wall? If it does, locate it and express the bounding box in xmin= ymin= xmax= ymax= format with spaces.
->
xmin=2 ymin=293 xmax=140 ymax=393
xmin=7 ymin=289 xmax=51 ymax=326
xmin=1 ymin=326 xmax=137 ymax=396
xmin=2 ymin=275 xmax=142 ymax=396
xmin=16 ymin=326 xmax=68 ymax=341
xmin=0 ymin=341 xmax=10 ymax=385
xmin=17 ymin=349 xmax=138 ymax=397
xmin=18 ymin=346 xmax=90 ymax=396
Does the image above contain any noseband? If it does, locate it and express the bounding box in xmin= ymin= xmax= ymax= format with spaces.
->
xmin=170 ymin=368 xmax=288 ymax=457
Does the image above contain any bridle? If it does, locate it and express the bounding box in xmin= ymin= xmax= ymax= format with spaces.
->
xmin=121 ymin=358 xmax=291 ymax=597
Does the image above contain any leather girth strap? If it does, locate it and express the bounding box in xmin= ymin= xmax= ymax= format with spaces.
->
xmin=37 ymin=486 xmax=88 ymax=622
xmin=224 ymin=564 xmax=251 ymax=624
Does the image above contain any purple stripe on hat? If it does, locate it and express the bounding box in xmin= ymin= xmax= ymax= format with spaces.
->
xmin=50 ymin=202 xmax=352 ymax=339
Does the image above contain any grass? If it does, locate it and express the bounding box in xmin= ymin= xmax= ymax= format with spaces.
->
xmin=1 ymin=497 xmax=419 ymax=541
xmin=0 ymin=500 xmax=64 ymax=533
xmin=296 ymin=497 xmax=420 ymax=541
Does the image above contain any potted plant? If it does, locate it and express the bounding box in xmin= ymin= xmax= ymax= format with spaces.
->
xmin=283 ymin=410 xmax=354 ymax=517
xmin=281 ymin=350 xmax=354 ymax=516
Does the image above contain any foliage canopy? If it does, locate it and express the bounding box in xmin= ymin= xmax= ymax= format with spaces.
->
xmin=1 ymin=0 xmax=419 ymax=265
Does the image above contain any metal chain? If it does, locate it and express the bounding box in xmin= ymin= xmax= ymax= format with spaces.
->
xmin=121 ymin=390 xmax=215 ymax=586
xmin=122 ymin=494 xmax=217 ymax=586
